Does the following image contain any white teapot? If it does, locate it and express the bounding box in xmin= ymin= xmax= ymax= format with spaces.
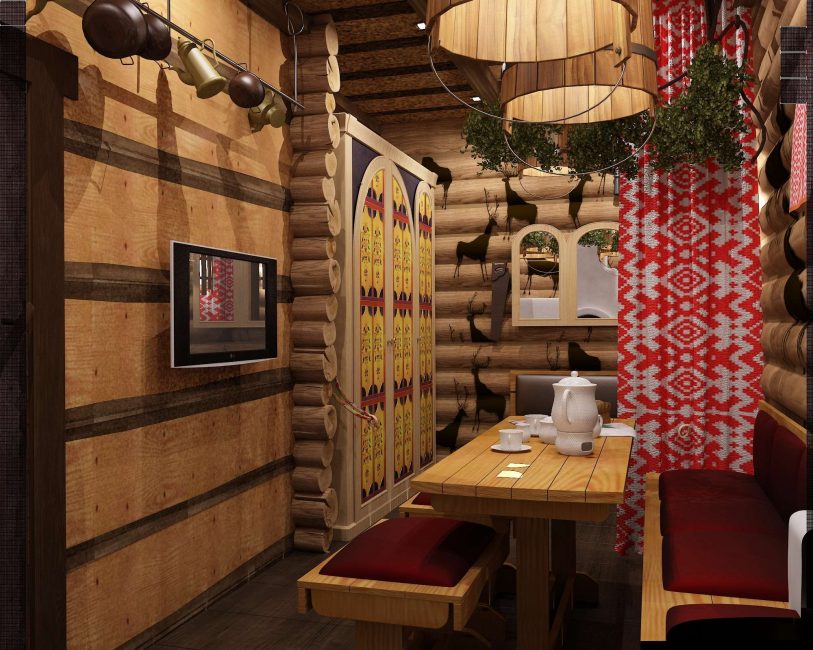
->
xmin=551 ymin=371 xmax=600 ymax=434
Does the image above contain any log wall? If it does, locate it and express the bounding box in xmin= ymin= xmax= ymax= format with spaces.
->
xmin=751 ymin=0 xmax=808 ymax=423
xmin=381 ymin=120 xmax=619 ymax=446
xmin=28 ymin=1 xmax=295 ymax=646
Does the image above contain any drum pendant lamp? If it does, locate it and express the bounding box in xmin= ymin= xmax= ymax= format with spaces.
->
xmin=426 ymin=0 xmax=639 ymax=64
xmin=501 ymin=0 xmax=657 ymax=124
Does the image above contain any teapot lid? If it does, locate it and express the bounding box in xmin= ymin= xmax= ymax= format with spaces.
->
xmin=554 ymin=371 xmax=595 ymax=387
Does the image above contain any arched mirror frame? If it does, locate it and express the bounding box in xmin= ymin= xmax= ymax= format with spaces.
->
xmin=511 ymin=221 xmax=619 ymax=327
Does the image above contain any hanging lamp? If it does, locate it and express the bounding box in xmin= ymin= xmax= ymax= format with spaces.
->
xmin=426 ymin=0 xmax=639 ymax=64
xmin=500 ymin=0 xmax=657 ymax=124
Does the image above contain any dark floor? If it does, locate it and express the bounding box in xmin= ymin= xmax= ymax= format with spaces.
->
xmin=152 ymin=512 xmax=642 ymax=650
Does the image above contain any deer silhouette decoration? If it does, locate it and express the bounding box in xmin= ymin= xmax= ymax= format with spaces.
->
xmin=471 ymin=348 xmax=506 ymax=433
xmin=567 ymin=174 xmax=593 ymax=229
xmin=524 ymin=257 xmax=560 ymax=296
xmin=454 ymin=191 xmax=499 ymax=281
xmin=421 ymin=157 xmax=453 ymax=209
xmin=466 ymin=293 xmax=494 ymax=343
xmin=436 ymin=380 xmax=469 ymax=452
xmin=503 ymin=177 xmax=537 ymax=238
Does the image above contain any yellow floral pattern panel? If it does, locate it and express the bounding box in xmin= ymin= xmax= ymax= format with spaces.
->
xmin=393 ymin=178 xmax=414 ymax=483
xmin=360 ymin=169 xmax=386 ymax=503
xmin=418 ymin=190 xmax=434 ymax=467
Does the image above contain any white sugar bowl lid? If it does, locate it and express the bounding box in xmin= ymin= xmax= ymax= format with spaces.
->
xmin=553 ymin=371 xmax=595 ymax=386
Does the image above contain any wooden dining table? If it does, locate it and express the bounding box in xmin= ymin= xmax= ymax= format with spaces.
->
xmin=411 ymin=416 xmax=634 ymax=650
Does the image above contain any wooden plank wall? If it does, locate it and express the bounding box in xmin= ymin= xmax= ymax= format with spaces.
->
xmin=751 ymin=0 xmax=808 ymax=423
xmin=27 ymin=1 xmax=295 ymax=647
xmin=382 ymin=120 xmax=618 ymax=447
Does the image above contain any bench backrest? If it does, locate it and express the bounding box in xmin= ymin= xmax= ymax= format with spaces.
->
xmin=511 ymin=370 xmax=617 ymax=417
xmin=754 ymin=400 xmax=807 ymax=522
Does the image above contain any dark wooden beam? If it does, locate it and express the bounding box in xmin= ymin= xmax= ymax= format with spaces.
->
xmin=331 ymin=1 xmax=414 ymax=22
xmin=334 ymin=92 xmax=383 ymax=133
xmin=239 ymin=0 xmax=309 ymax=35
xmin=347 ymin=84 xmax=470 ymax=101
xmin=341 ymin=35 xmax=427 ymax=54
xmin=343 ymin=61 xmax=455 ymax=81
xmin=370 ymin=104 xmax=466 ymax=117
xmin=405 ymin=0 xmax=499 ymax=103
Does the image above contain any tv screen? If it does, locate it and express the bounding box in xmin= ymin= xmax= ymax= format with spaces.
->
xmin=171 ymin=241 xmax=277 ymax=368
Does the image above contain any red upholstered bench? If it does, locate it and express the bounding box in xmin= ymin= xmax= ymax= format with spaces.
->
xmin=659 ymin=402 xmax=806 ymax=601
xmin=665 ymin=604 xmax=801 ymax=642
xmin=298 ymin=517 xmax=508 ymax=649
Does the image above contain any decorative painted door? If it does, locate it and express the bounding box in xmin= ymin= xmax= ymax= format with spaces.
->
xmin=355 ymin=159 xmax=425 ymax=504
xmin=415 ymin=183 xmax=435 ymax=468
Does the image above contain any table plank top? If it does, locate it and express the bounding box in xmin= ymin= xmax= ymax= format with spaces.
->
xmin=411 ymin=417 xmax=634 ymax=504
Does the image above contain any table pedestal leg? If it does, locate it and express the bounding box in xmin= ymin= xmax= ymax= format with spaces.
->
xmin=574 ymin=573 xmax=600 ymax=607
xmin=355 ymin=621 xmax=404 ymax=650
xmin=515 ymin=517 xmax=551 ymax=650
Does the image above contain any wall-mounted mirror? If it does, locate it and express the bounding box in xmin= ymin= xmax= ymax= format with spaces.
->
xmin=511 ymin=222 xmax=619 ymax=326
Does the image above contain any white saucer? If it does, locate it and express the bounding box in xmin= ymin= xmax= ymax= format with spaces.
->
xmin=491 ymin=444 xmax=532 ymax=453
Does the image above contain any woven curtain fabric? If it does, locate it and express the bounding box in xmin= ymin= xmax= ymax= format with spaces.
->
xmin=615 ymin=0 xmax=762 ymax=554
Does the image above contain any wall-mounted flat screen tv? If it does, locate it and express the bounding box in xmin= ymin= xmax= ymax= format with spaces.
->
xmin=171 ymin=241 xmax=277 ymax=368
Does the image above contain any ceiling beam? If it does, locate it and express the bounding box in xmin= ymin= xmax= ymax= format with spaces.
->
xmin=239 ymin=1 xmax=309 ymax=35
xmin=334 ymin=93 xmax=383 ymax=134
xmin=405 ymin=0 xmax=499 ymax=103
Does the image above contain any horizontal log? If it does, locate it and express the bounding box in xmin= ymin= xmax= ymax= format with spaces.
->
xmin=291 ymin=346 xmax=337 ymax=383
xmin=291 ymin=200 xmax=342 ymax=238
xmin=292 ymin=236 xmax=337 ymax=261
xmin=760 ymin=322 xmax=807 ymax=371
xmin=435 ymin=263 xmax=507 ymax=291
xmin=435 ymin=234 xmax=512 ymax=266
xmin=293 ymin=405 xmax=337 ymax=439
xmin=436 ymin=397 xmax=507 ymax=424
xmin=291 ymin=150 xmax=338 ymax=179
xmin=291 ymin=259 xmax=341 ymax=295
xmin=292 ymin=382 xmax=333 ymax=407
xmin=443 ymin=175 xmax=610 ymax=206
xmin=780 ymin=128 xmax=793 ymax=171
xmin=760 ymin=273 xmax=810 ymax=322
xmin=760 ymin=222 xmax=806 ymax=279
xmin=789 ymin=214 xmax=806 ymax=262
xmin=761 ymin=363 xmax=806 ymax=421
xmin=292 ymin=465 xmax=332 ymax=493
xmin=286 ymin=55 xmax=341 ymax=94
xmin=435 ymin=198 xmax=617 ymax=235
xmin=756 ymin=49 xmax=780 ymax=122
xmin=759 ymin=182 xmax=796 ymax=235
xmin=294 ymin=487 xmax=338 ymax=508
xmin=293 ymin=440 xmax=335 ymax=469
xmin=759 ymin=136 xmax=791 ymax=193
xmin=292 ymin=494 xmax=337 ymax=529
xmin=290 ymin=175 xmax=335 ymax=204
xmin=435 ymin=342 xmax=617 ymax=370
xmin=296 ymin=20 xmax=339 ymax=58
xmin=435 ymin=370 xmax=511 ymax=399
xmin=293 ymin=320 xmax=337 ymax=349
xmin=295 ymin=91 xmax=337 ymax=117
xmin=293 ymin=527 xmax=333 ymax=553
xmin=292 ymin=294 xmax=339 ymax=322
xmin=290 ymin=113 xmax=341 ymax=152
xmin=437 ymin=317 xmax=615 ymax=344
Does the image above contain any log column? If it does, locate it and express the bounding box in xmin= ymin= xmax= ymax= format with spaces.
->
xmin=287 ymin=14 xmax=342 ymax=552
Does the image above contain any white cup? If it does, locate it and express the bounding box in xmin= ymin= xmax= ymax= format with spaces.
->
xmin=514 ymin=421 xmax=532 ymax=442
xmin=499 ymin=428 xmax=523 ymax=451
xmin=524 ymin=414 xmax=545 ymax=437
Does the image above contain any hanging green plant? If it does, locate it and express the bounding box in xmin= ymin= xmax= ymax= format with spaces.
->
xmin=649 ymin=42 xmax=751 ymax=172
xmin=461 ymin=100 xmax=562 ymax=179
xmin=564 ymin=113 xmax=652 ymax=179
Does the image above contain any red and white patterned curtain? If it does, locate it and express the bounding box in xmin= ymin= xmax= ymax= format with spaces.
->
xmin=615 ymin=0 xmax=762 ymax=553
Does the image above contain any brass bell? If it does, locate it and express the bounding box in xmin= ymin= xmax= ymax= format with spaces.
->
xmin=248 ymin=90 xmax=286 ymax=132
xmin=177 ymin=37 xmax=227 ymax=99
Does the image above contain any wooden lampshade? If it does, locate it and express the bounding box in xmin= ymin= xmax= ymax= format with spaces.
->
xmin=500 ymin=0 xmax=657 ymax=124
xmin=427 ymin=0 xmax=639 ymax=64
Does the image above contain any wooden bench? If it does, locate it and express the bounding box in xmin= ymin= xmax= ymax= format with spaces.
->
xmin=640 ymin=472 xmax=792 ymax=644
xmin=298 ymin=521 xmax=508 ymax=649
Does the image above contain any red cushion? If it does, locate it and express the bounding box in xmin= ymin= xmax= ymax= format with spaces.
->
xmin=659 ymin=469 xmax=764 ymax=502
xmin=765 ymin=425 xmax=806 ymax=522
xmin=412 ymin=492 xmax=433 ymax=506
xmin=666 ymin=604 xmax=800 ymax=642
xmin=662 ymin=530 xmax=788 ymax=601
xmin=660 ymin=493 xmax=785 ymax=536
xmin=320 ymin=518 xmax=495 ymax=587
xmin=753 ymin=410 xmax=777 ymax=492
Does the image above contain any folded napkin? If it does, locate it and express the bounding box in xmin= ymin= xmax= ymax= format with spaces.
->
xmin=600 ymin=423 xmax=636 ymax=437
xmin=497 ymin=470 xmax=524 ymax=479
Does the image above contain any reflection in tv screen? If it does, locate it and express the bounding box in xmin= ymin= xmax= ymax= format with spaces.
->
xmin=189 ymin=253 xmax=267 ymax=355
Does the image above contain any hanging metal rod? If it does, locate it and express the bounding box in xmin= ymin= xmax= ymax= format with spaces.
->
xmin=131 ymin=0 xmax=304 ymax=109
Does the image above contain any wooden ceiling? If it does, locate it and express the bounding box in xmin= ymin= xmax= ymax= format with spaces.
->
xmin=292 ymin=0 xmax=495 ymax=126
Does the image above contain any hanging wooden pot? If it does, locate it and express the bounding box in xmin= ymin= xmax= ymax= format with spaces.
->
xmin=229 ymin=71 xmax=266 ymax=108
xmin=138 ymin=12 xmax=172 ymax=61
xmin=427 ymin=0 xmax=639 ymax=63
xmin=82 ymin=0 xmax=147 ymax=59
xmin=501 ymin=0 xmax=656 ymax=124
